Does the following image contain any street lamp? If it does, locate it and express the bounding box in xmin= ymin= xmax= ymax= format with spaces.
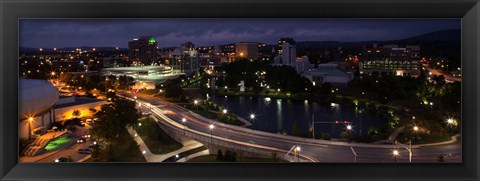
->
xmin=181 ymin=118 xmax=187 ymax=134
xmin=393 ymin=150 xmax=399 ymax=162
xmin=249 ymin=113 xmax=256 ymax=131
xmin=222 ymin=109 xmax=227 ymax=114
xmin=413 ymin=126 xmax=419 ymax=141
xmin=209 ymin=124 xmax=215 ymax=142
xmin=295 ymin=145 xmax=301 ymax=162
xmin=27 ymin=117 xmax=34 ymax=141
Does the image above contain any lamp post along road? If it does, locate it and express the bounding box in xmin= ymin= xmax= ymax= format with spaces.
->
xmin=350 ymin=146 xmax=357 ymax=163
xmin=397 ymin=140 xmax=413 ymax=163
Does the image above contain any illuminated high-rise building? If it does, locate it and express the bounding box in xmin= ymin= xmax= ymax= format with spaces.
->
xmin=128 ymin=36 xmax=158 ymax=65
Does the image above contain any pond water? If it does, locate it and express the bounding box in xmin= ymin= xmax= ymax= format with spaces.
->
xmin=208 ymin=94 xmax=387 ymax=138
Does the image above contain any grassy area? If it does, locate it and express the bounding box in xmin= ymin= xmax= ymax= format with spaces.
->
xmin=44 ymin=135 xmax=75 ymax=151
xmin=90 ymin=128 xmax=146 ymax=162
xmin=186 ymin=154 xmax=288 ymax=163
xmin=140 ymin=89 xmax=159 ymax=95
xmin=136 ymin=117 xmax=183 ymax=154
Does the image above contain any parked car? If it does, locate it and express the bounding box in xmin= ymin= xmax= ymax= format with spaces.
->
xmin=54 ymin=157 xmax=69 ymax=162
xmin=78 ymin=148 xmax=92 ymax=154
xmin=86 ymin=119 xmax=93 ymax=125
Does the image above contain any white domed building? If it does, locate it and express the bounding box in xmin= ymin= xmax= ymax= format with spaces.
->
xmin=19 ymin=79 xmax=59 ymax=139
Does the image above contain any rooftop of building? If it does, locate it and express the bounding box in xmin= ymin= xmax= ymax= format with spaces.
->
xmin=54 ymin=96 xmax=105 ymax=109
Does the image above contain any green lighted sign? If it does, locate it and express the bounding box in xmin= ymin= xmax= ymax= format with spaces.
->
xmin=148 ymin=37 xmax=156 ymax=44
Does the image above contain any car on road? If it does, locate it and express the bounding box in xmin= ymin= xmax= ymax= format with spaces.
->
xmin=78 ymin=148 xmax=93 ymax=154
xmin=77 ymin=138 xmax=87 ymax=143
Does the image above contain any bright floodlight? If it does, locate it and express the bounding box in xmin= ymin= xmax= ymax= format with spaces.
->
xmin=194 ymin=100 xmax=199 ymax=105
xmin=393 ymin=150 xmax=399 ymax=156
xmin=209 ymin=124 xmax=215 ymax=130
xmin=55 ymin=159 xmax=59 ymax=162
xmin=346 ymin=125 xmax=352 ymax=130
xmin=28 ymin=117 xmax=34 ymax=122
xmin=295 ymin=146 xmax=301 ymax=152
xmin=182 ymin=118 xmax=187 ymax=123
xmin=138 ymin=123 xmax=142 ymax=126
xmin=250 ymin=114 xmax=255 ymax=119
xmin=222 ymin=109 xmax=227 ymax=114
xmin=142 ymin=150 xmax=146 ymax=155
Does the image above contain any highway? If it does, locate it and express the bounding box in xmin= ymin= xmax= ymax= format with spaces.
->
xmin=119 ymin=91 xmax=461 ymax=163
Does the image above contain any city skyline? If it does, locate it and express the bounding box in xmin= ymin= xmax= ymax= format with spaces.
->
xmin=20 ymin=19 xmax=460 ymax=48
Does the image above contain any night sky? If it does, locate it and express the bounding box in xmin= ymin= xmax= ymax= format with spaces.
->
xmin=20 ymin=19 xmax=460 ymax=48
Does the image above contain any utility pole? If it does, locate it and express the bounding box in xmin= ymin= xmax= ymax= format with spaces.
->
xmin=312 ymin=114 xmax=315 ymax=139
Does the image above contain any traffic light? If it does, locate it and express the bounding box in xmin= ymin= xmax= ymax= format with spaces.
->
xmin=335 ymin=120 xmax=339 ymax=124
xmin=344 ymin=120 xmax=347 ymax=124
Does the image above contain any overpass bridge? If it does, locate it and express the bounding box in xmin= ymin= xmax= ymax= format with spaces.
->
xmin=119 ymin=92 xmax=462 ymax=163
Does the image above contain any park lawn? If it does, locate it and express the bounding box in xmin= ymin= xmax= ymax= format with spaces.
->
xmin=136 ymin=118 xmax=183 ymax=154
xmin=186 ymin=154 xmax=289 ymax=163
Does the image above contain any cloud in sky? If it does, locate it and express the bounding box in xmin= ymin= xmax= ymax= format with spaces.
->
xmin=20 ymin=19 xmax=460 ymax=48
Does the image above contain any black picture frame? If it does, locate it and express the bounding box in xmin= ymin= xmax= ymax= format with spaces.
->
xmin=1 ymin=0 xmax=479 ymax=180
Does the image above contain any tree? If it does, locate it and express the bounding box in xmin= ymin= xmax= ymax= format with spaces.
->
xmin=271 ymin=152 xmax=279 ymax=162
xmin=216 ymin=149 xmax=224 ymax=160
xmin=236 ymin=150 xmax=244 ymax=162
xmin=340 ymin=131 xmax=350 ymax=139
xmin=90 ymin=98 xmax=139 ymax=145
xmin=165 ymin=83 xmax=184 ymax=99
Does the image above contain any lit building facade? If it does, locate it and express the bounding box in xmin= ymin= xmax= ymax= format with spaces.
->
xmin=235 ymin=42 xmax=259 ymax=60
xmin=359 ymin=45 xmax=421 ymax=77
xmin=128 ymin=36 xmax=158 ymax=65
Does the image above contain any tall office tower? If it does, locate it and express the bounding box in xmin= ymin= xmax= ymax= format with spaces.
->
xmin=277 ymin=37 xmax=296 ymax=55
xmin=281 ymin=42 xmax=296 ymax=65
xmin=128 ymin=36 xmax=158 ymax=66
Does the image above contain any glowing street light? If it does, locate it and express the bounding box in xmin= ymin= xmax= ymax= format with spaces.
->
xmin=346 ymin=125 xmax=352 ymax=131
xmin=294 ymin=145 xmax=302 ymax=162
xmin=447 ymin=118 xmax=454 ymax=124
xmin=413 ymin=126 xmax=419 ymax=131
xmin=27 ymin=117 xmax=34 ymax=141
xmin=182 ymin=118 xmax=187 ymax=134
xmin=222 ymin=109 xmax=228 ymax=114
xmin=393 ymin=150 xmax=399 ymax=162
xmin=209 ymin=124 xmax=215 ymax=142
xmin=249 ymin=114 xmax=255 ymax=120
xmin=194 ymin=100 xmax=199 ymax=105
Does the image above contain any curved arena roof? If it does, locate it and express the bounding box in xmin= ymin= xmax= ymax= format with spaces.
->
xmin=19 ymin=79 xmax=59 ymax=119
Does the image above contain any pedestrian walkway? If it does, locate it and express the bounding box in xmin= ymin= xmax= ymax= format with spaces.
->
xmin=126 ymin=127 xmax=204 ymax=162
xmin=175 ymin=149 xmax=210 ymax=162
xmin=373 ymin=125 xmax=406 ymax=144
